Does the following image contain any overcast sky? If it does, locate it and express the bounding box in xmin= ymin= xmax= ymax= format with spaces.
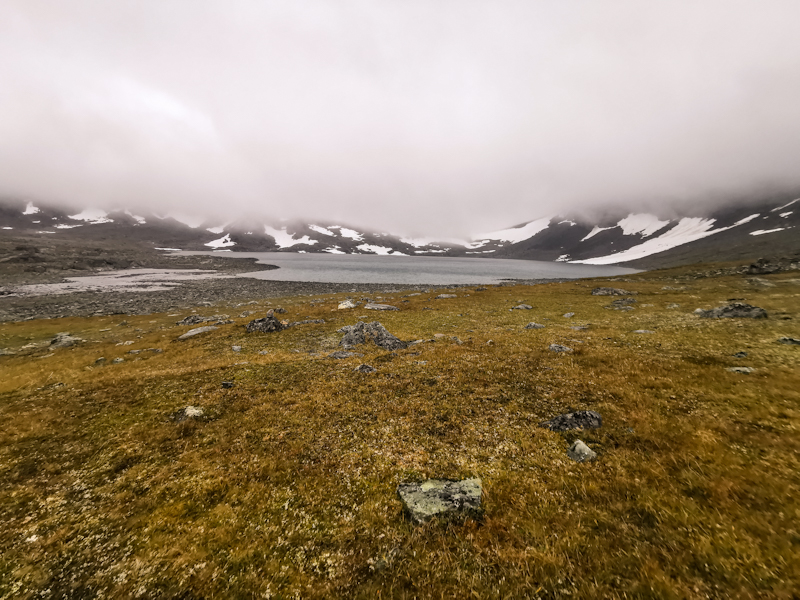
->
xmin=1 ymin=1 xmax=800 ymax=236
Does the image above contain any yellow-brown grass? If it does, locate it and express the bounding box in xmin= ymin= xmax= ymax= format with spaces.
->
xmin=1 ymin=264 xmax=799 ymax=599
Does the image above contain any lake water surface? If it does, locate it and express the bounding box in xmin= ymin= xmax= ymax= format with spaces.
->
xmin=183 ymin=251 xmax=639 ymax=285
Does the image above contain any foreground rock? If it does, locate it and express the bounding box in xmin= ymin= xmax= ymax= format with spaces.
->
xmin=435 ymin=294 xmax=457 ymax=299
xmin=548 ymin=343 xmax=572 ymax=353
xmin=338 ymin=300 xmax=358 ymax=309
xmin=567 ymin=440 xmax=597 ymax=463
xmin=177 ymin=326 xmax=218 ymax=340
xmin=354 ymin=364 xmax=376 ymax=373
xmin=171 ymin=406 xmax=204 ymax=422
xmin=329 ymin=350 xmax=362 ymax=359
xmin=364 ymin=303 xmax=399 ymax=311
xmin=525 ymin=322 xmax=545 ymax=329
xmin=512 ymin=304 xmax=532 ymax=310
xmin=176 ymin=314 xmax=230 ymax=326
xmin=397 ymin=478 xmax=483 ymax=524
xmin=340 ymin=321 xmax=407 ymax=351
xmin=541 ymin=410 xmax=602 ymax=432
xmin=778 ymin=337 xmax=800 ymax=345
xmin=246 ymin=310 xmax=284 ymax=333
xmin=695 ymin=303 xmax=767 ymax=319
xmin=592 ymin=287 xmax=634 ymax=296
xmin=50 ymin=332 xmax=83 ymax=348
xmin=727 ymin=367 xmax=755 ymax=374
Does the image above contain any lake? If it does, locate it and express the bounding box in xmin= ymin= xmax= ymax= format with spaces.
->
xmin=180 ymin=251 xmax=639 ymax=285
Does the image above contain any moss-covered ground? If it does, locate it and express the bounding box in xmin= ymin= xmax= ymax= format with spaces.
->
xmin=1 ymin=263 xmax=799 ymax=598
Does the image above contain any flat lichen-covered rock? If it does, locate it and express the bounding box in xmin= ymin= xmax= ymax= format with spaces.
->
xmin=177 ymin=326 xmax=218 ymax=340
xmin=397 ymin=478 xmax=483 ymax=524
xmin=592 ymin=287 xmax=635 ymax=296
xmin=339 ymin=321 xmax=407 ymax=351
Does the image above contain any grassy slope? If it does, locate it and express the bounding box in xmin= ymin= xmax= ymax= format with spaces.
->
xmin=1 ymin=265 xmax=799 ymax=599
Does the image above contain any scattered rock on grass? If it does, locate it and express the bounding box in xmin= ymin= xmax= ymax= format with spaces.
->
xmin=567 ymin=440 xmax=597 ymax=463
xmin=354 ymin=364 xmax=376 ymax=373
xmin=365 ymin=303 xmax=399 ymax=311
xmin=329 ymin=350 xmax=362 ymax=359
xmin=245 ymin=310 xmax=284 ymax=333
xmin=340 ymin=321 xmax=407 ymax=351
xmin=50 ymin=332 xmax=83 ymax=348
xmin=592 ymin=287 xmax=634 ymax=296
xmin=525 ymin=322 xmax=545 ymax=329
xmin=563 ymin=312 xmax=575 ymax=318
xmin=778 ymin=337 xmax=800 ymax=345
xmin=232 ymin=345 xmax=242 ymax=352
xmin=94 ymin=357 xmax=105 ymax=364
xmin=112 ymin=358 xmax=124 ymax=364
xmin=172 ymin=406 xmax=204 ymax=422
xmin=695 ymin=303 xmax=767 ymax=319
xmin=733 ymin=351 xmax=748 ymax=358
xmin=435 ymin=294 xmax=457 ymax=299
xmin=338 ymin=300 xmax=358 ymax=309
xmin=633 ymin=330 xmax=655 ymax=334
xmin=222 ymin=381 xmax=234 ymax=388
xmin=540 ymin=410 xmax=602 ymax=432
xmin=178 ymin=325 xmax=219 ymax=340
xmin=548 ymin=344 xmax=572 ymax=353
xmin=727 ymin=367 xmax=755 ymax=374
xmin=512 ymin=304 xmax=532 ymax=310
xmin=397 ymin=478 xmax=483 ymax=524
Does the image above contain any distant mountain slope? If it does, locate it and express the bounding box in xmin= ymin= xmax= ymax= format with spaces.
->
xmin=1 ymin=194 xmax=798 ymax=267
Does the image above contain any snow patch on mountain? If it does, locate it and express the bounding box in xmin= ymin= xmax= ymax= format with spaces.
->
xmin=772 ymin=198 xmax=799 ymax=212
xmin=338 ymin=227 xmax=364 ymax=241
xmin=323 ymin=246 xmax=345 ymax=254
xmin=205 ymin=234 xmax=235 ymax=248
xmin=264 ymin=225 xmax=317 ymax=248
xmin=22 ymin=202 xmax=40 ymax=215
xmin=124 ymin=210 xmax=146 ymax=224
xmin=617 ymin=214 xmax=671 ymax=237
xmin=357 ymin=244 xmax=404 ymax=255
xmin=309 ymin=225 xmax=335 ymax=236
xmin=206 ymin=225 xmax=225 ymax=234
xmin=581 ymin=226 xmax=614 ymax=242
xmin=68 ymin=209 xmax=113 ymax=224
xmin=472 ymin=217 xmax=552 ymax=245
xmin=54 ymin=223 xmax=82 ymax=229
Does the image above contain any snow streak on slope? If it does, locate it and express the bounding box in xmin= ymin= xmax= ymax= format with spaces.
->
xmin=356 ymin=244 xmax=405 ymax=255
xmin=581 ymin=226 xmax=614 ymax=242
xmin=204 ymin=234 xmax=235 ymax=248
xmin=337 ymin=227 xmax=364 ymax=241
xmin=264 ymin=225 xmax=317 ymax=248
xmin=309 ymin=225 xmax=335 ymax=236
xmin=573 ymin=214 xmax=761 ymax=265
xmin=22 ymin=202 xmax=40 ymax=215
xmin=125 ymin=210 xmax=147 ymax=224
xmin=472 ymin=217 xmax=552 ymax=246
xmin=751 ymin=228 xmax=786 ymax=236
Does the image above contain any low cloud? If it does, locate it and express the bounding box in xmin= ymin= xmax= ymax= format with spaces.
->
xmin=2 ymin=1 xmax=800 ymax=237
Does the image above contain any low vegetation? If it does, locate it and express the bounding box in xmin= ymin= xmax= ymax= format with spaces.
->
xmin=1 ymin=263 xmax=799 ymax=598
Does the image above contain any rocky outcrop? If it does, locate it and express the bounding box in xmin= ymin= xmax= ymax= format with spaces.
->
xmin=364 ymin=303 xmax=399 ymax=311
xmin=397 ymin=478 xmax=483 ymax=524
xmin=592 ymin=287 xmax=635 ymax=296
xmin=50 ymin=332 xmax=83 ymax=348
xmin=548 ymin=344 xmax=572 ymax=353
xmin=246 ymin=310 xmax=284 ymax=333
xmin=339 ymin=321 xmax=407 ymax=351
xmin=540 ymin=410 xmax=602 ymax=432
xmin=177 ymin=326 xmax=218 ymax=340
xmin=524 ymin=322 xmax=545 ymax=329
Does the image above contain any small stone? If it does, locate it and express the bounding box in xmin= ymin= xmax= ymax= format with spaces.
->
xmin=512 ymin=304 xmax=532 ymax=310
xmin=726 ymin=367 xmax=755 ymax=374
xmin=397 ymin=478 xmax=483 ymax=524
xmin=434 ymin=294 xmax=457 ymax=299
xmin=632 ymin=330 xmax=655 ymax=334
xmin=778 ymin=337 xmax=800 ymax=345
xmin=221 ymin=381 xmax=234 ymax=388
xmin=563 ymin=312 xmax=575 ymax=318
xmin=540 ymin=410 xmax=602 ymax=432
xmin=338 ymin=300 xmax=358 ymax=309
xmin=258 ymin=350 xmax=269 ymax=355
xmin=128 ymin=349 xmax=141 ymax=354
xmin=112 ymin=358 xmax=124 ymax=364
xmin=733 ymin=351 xmax=748 ymax=358
xmin=567 ymin=440 xmax=597 ymax=463
xmin=524 ymin=322 xmax=545 ymax=329
xmin=549 ymin=344 xmax=572 ymax=353
xmin=666 ymin=303 xmax=680 ymax=309
xmin=354 ymin=364 xmax=376 ymax=373
xmin=232 ymin=345 xmax=242 ymax=352
xmin=94 ymin=357 xmax=106 ymax=364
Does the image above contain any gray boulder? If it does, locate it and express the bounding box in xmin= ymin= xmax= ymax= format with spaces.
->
xmin=340 ymin=321 xmax=407 ymax=351
xmin=726 ymin=367 xmax=755 ymax=374
xmin=435 ymin=294 xmax=457 ymax=299
xmin=397 ymin=478 xmax=483 ymax=524
xmin=50 ymin=332 xmax=83 ymax=348
xmin=354 ymin=364 xmax=376 ymax=373
xmin=338 ymin=299 xmax=358 ymax=309
xmin=525 ymin=322 xmax=545 ymax=329
xmin=512 ymin=304 xmax=532 ymax=310
xmin=541 ymin=410 xmax=602 ymax=432
xmin=178 ymin=326 xmax=218 ymax=340
xmin=246 ymin=310 xmax=284 ymax=333
xmin=696 ymin=303 xmax=767 ymax=319
xmin=567 ymin=440 xmax=597 ymax=463
xmin=548 ymin=343 xmax=572 ymax=353
xmin=592 ymin=287 xmax=634 ymax=296
xmin=778 ymin=337 xmax=800 ymax=345
xmin=563 ymin=312 xmax=575 ymax=318
xmin=365 ymin=303 xmax=399 ymax=311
